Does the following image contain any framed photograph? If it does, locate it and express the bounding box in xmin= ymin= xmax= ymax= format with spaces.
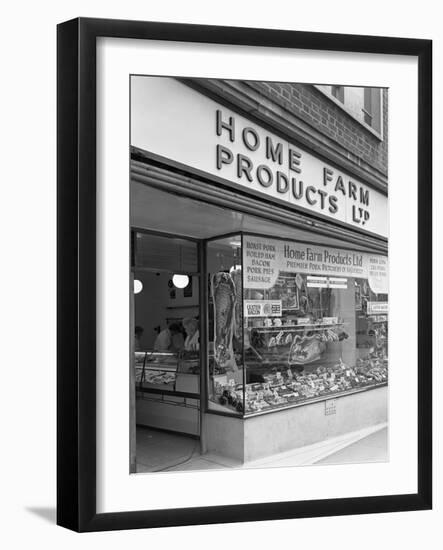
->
xmin=57 ymin=17 xmax=432 ymax=532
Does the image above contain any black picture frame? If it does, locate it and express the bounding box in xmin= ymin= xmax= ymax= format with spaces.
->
xmin=57 ymin=17 xmax=432 ymax=532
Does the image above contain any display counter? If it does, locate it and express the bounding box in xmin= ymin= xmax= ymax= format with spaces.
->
xmin=135 ymin=350 xmax=200 ymax=436
xmin=210 ymin=349 xmax=387 ymax=415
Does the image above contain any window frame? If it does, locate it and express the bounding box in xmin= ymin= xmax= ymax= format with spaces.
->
xmin=315 ymin=84 xmax=384 ymax=140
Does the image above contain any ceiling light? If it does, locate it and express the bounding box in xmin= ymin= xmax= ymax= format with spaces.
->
xmin=172 ymin=274 xmax=190 ymax=289
xmin=134 ymin=279 xmax=143 ymax=294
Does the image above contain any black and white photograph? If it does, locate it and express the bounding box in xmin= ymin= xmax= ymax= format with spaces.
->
xmin=1 ymin=0 xmax=438 ymax=544
xmin=130 ymin=76 xmax=389 ymax=473
xmin=53 ymin=15 xmax=431 ymax=534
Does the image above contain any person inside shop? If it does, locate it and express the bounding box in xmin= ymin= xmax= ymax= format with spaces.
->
xmin=183 ymin=317 xmax=200 ymax=351
xmin=153 ymin=322 xmax=185 ymax=352
xmin=134 ymin=325 xmax=144 ymax=351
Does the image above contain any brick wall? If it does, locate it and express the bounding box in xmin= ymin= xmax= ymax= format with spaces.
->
xmin=247 ymin=82 xmax=388 ymax=178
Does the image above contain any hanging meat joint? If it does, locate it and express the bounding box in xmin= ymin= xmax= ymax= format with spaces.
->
xmin=212 ymin=272 xmax=237 ymax=370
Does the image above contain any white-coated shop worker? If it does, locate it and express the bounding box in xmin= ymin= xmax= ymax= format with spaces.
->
xmin=183 ymin=318 xmax=200 ymax=351
xmin=154 ymin=323 xmax=184 ymax=352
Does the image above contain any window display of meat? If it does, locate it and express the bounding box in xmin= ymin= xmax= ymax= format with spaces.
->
xmin=207 ymin=235 xmax=388 ymax=417
xmin=288 ymin=334 xmax=326 ymax=365
xmin=214 ymin=350 xmax=388 ymax=414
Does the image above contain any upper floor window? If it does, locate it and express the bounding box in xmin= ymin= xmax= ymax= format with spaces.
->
xmin=316 ymin=85 xmax=383 ymax=139
xmin=331 ymin=85 xmax=345 ymax=103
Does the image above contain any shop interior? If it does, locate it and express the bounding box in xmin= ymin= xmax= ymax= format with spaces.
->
xmin=132 ymin=182 xmax=388 ymax=472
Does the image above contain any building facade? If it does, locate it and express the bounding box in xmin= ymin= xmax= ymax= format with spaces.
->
xmin=130 ymin=76 xmax=388 ymax=469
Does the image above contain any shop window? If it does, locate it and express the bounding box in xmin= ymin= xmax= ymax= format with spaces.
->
xmin=206 ymin=233 xmax=388 ymax=417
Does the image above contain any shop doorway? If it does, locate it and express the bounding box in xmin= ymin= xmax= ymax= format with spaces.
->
xmin=132 ymin=231 xmax=202 ymax=471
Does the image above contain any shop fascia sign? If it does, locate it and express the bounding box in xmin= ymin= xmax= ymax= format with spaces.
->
xmin=242 ymin=235 xmax=388 ymax=294
xmin=215 ymin=109 xmax=372 ymax=228
xmin=131 ymin=78 xmax=387 ymax=237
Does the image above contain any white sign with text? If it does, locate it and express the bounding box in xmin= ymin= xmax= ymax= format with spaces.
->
xmin=131 ymin=77 xmax=388 ymax=237
xmin=367 ymin=301 xmax=389 ymax=314
xmin=244 ymin=300 xmax=282 ymax=317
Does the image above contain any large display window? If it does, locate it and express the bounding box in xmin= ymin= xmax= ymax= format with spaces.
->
xmin=207 ymin=233 xmax=388 ymax=416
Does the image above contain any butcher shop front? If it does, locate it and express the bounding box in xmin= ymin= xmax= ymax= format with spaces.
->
xmin=130 ymin=76 xmax=389 ymax=468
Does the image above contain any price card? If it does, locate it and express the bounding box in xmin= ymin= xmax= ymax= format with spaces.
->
xmin=297 ymin=317 xmax=311 ymax=325
xmin=323 ymin=317 xmax=338 ymax=325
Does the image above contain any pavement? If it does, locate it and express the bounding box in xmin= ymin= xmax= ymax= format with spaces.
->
xmin=136 ymin=424 xmax=388 ymax=473
xmin=316 ymin=427 xmax=388 ymax=465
